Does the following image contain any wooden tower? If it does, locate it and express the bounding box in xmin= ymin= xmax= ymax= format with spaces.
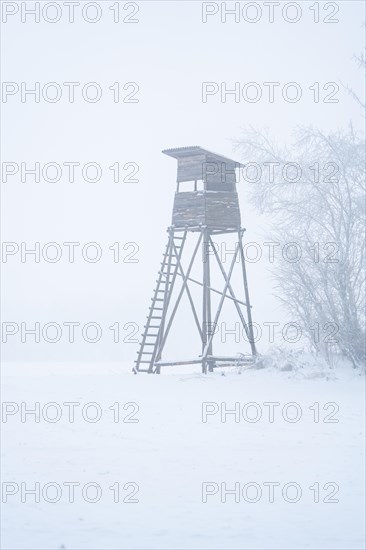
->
xmin=133 ymin=146 xmax=257 ymax=374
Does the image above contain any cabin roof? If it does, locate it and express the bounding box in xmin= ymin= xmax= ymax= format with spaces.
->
xmin=162 ymin=146 xmax=244 ymax=167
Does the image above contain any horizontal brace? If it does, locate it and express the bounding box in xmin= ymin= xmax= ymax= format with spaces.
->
xmin=206 ymin=355 xmax=255 ymax=362
xmin=155 ymin=358 xmax=204 ymax=367
xmin=169 ymin=226 xmax=242 ymax=234
xmin=155 ymin=355 xmax=256 ymax=368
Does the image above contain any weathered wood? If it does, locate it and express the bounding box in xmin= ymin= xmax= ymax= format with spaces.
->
xmin=238 ymin=229 xmax=257 ymax=356
xmin=155 ymin=355 xmax=255 ymax=367
xmin=209 ymin=234 xmax=252 ymax=340
xmin=202 ymin=241 xmax=240 ymax=357
xmin=172 ymin=191 xmax=241 ymax=229
xmin=204 ymin=191 xmax=241 ymax=227
xmin=177 ymin=153 xmax=206 ymax=182
xmin=135 ymin=146 xmax=256 ymax=375
xmin=162 ymin=146 xmax=243 ymax=187
xmin=205 ymin=154 xmax=237 ymax=189
xmin=174 ymin=271 xmax=248 ymax=307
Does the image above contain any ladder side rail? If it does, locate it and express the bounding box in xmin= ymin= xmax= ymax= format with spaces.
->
xmin=148 ymin=231 xmax=174 ymax=372
xmin=160 ymin=229 xmax=188 ymax=329
xmin=155 ymin=232 xmax=203 ymax=359
xmin=152 ymin=229 xmax=188 ymax=370
xmin=135 ymin=236 xmax=171 ymax=370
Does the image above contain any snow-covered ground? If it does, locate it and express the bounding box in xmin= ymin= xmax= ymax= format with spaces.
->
xmin=1 ymin=361 xmax=365 ymax=550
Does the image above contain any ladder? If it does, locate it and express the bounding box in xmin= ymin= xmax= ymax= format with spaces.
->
xmin=133 ymin=229 xmax=187 ymax=373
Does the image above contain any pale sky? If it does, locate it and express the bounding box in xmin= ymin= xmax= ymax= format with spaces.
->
xmin=1 ymin=0 xmax=365 ymax=361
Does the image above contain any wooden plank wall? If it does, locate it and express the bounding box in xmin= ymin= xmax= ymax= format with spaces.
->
xmin=176 ymin=154 xmax=239 ymax=189
xmin=177 ymin=154 xmax=206 ymax=182
xmin=172 ymin=191 xmax=241 ymax=229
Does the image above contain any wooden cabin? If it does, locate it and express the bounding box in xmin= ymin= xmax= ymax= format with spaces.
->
xmin=162 ymin=146 xmax=242 ymax=230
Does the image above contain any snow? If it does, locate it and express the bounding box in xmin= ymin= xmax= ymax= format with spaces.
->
xmin=1 ymin=361 xmax=365 ymax=550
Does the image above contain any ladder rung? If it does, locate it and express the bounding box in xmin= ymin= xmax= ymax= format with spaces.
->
xmin=135 ymin=360 xmax=153 ymax=364
xmin=142 ymin=343 xmax=156 ymax=346
xmin=134 ymin=368 xmax=150 ymax=372
xmin=162 ymin=258 xmax=179 ymax=264
xmin=137 ymin=351 xmax=153 ymax=355
xmin=153 ymin=298 xmax=164 ymax=302
xmin=145 ymin=325 xmax=160 ymax=328
xmin=150 ymin=307 xmax=163 ymax=311
xmin=150 ymin=316 xmax=162 ymax=319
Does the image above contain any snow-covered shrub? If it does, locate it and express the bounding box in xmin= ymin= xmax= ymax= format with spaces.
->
xmin=247 ymin=347 xmax=336 ymax=380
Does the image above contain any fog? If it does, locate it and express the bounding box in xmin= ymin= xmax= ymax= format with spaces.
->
xmin=2 ymin=1 xmax=364 ymax=362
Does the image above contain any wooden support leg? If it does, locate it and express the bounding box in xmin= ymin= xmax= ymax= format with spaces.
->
xmin=238 ymin=229 xmax=257 ymax=356
xmin=202 ymin=229 xmax=214 ymax=373
xmin=202 ymin=241 xmax=241 ymax=358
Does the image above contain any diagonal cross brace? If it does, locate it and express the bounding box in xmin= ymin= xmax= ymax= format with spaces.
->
xmin=202 ymin=240 xmax=240 ymax=358
xmin=209 ymin=235 xmax=251 ymax=342
xmin=155 ymin=232 xmax=204 ymax=359
xmin=171 ymin=240 xmax=203 ymax=341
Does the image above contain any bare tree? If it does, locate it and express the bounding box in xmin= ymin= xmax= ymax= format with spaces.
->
xmin=235 ymin=125 xmax=365 ymax=368
xmin=343 ymin=34 xmax=366 ymax=111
